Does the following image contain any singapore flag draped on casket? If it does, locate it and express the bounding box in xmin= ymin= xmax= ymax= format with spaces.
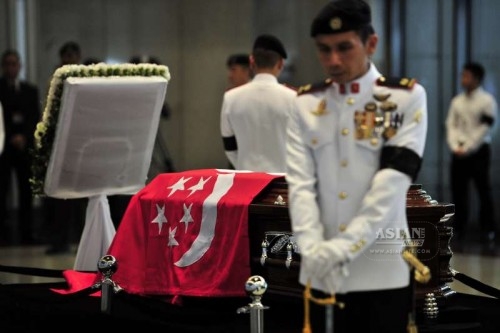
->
xmin=105 ymin=169 xmax=282 ymax=297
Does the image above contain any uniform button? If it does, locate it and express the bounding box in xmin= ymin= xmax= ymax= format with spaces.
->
xmin=338 ymin=191 xmax=347 ymax=199
xmin=347 ymin=97 xmax=355 ymax=105
xmin=311 ymin=138 xmax=318 ymax=145
xmin=370 ymin=137 xmax=378 ymax=146
xmin=339 ymin=224 xmax=347 ymax=232
xmin=341 ymin=128 xmax=349 ymax=136
xmin=340 ymin=159 xmax=348 ymax=167
xmin=350 ymin=244 xmax=359 ymax=252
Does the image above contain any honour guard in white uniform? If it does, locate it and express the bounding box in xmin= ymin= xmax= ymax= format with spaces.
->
xmin=220 ymin=34 xmax=296 ymax=173
xmin=285 ymin=1 xmax=428 ymax=332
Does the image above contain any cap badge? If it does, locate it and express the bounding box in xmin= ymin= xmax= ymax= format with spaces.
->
xmin=330 ymin=17 xmax=342 ymax=30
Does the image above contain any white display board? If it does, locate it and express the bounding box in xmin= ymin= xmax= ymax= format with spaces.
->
xmin=44 ymin=76 xmax=168 ymax=198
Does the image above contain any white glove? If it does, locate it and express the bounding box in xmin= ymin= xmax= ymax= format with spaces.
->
xmin=321 ymin=264 xmax=349 ymax=295
xmin=300 ymin=240 xmax=343 ymax=280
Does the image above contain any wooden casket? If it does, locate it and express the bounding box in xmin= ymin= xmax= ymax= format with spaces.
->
xmin=248 ymin=178 xmax=456 ymax=311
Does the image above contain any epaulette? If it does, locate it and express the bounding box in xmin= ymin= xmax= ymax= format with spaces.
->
xmin=376 ymin=76 xmax=416 ymax=90
xmin=297 ymin=78 xmax=334 ymax=95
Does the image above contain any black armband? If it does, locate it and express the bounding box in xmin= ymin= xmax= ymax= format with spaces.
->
xmin=380 ymin=146 xmax=422 ymax=181
xmin=222 ymin=136 xmax=238 ymax=151
xmin=480 ymin=114 xmax=495 ymax=126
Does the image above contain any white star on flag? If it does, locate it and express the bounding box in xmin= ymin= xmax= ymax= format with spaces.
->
xmin=151 ymin=204 xmax=168 ymax=234
xmin=168 ymin=226 xmax=179 ymax=246
xmin=187 ymin=176 xmax=211 ymax=196
xmin=180 ymin=203 xmax=194 ymax=232
xmin=167 ymin=176 xmax=192 ymax=197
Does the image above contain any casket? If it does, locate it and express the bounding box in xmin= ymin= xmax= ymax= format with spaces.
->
xmin=248 ymin=178 xmax=456 ymax=311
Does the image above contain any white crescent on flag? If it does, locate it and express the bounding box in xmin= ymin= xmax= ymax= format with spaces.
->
xmin=174 ymin=172 xmax=235 ymax=267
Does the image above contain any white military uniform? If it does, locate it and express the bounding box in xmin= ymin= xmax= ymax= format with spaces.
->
xmin=286 ymin=63 xmax=428 ymax=294
xmin=220 ymin=73 xmax=296 ymax=173
xmin=445 ymin=86 xmax=497 ymax=155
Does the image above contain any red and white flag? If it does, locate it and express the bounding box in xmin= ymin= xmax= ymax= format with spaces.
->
xmin=103 ymin=169 xmax=282 ymax=297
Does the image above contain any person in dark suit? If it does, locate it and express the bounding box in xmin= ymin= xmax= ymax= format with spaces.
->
xmin=0 ymin=49 xmax=41 ymax=244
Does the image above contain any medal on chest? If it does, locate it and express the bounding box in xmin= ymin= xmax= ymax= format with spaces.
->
xmin=354 ymin=93 xmax=403 ymax=143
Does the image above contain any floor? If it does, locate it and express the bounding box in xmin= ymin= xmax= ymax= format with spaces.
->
xmin=0 ymin=232 xmax=499 ymax=297
xmin=0 ymin=243 xmax=78 ymax=284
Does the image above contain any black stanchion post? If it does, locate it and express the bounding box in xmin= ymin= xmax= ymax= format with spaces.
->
xmin=96 ymin=255 xmax=123 ymax=314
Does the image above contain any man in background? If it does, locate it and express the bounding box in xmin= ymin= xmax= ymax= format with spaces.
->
xmin=446 ymin=62 xmax=497 ymax=245
xmin=58 ymin=41 xmax=81 ymax=66
xmin=220 ymin=34 xmax=296 ymax=173
xmin=0 ymin=49 xmax=41 ymax=245
xmin=226 ymin=53 xmax=252 ymax=89
xmin=223 ymin=53 xmax=253 ymax=170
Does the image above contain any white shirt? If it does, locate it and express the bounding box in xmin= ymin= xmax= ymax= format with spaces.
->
xmin=220 ymin=73 xmax=297 ymax=173
xmin=286 ymin=63 xmax=428 ymax=293
xmin=445 ymin=86 xmax=497 ymax=154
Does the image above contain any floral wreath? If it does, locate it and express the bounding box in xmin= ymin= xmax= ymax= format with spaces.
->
xmin=30 ymin=63 xmax=171 ymax=196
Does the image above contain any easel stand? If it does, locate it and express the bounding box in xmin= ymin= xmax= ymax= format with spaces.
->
xmin=74 ymin=195 xmax=116 ymax=271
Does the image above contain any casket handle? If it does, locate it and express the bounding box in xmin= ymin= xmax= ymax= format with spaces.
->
xmin=260 ymin=239 xmax=269 ymax=266
xmin=286 ymin=242 xmax=293 ymax=269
